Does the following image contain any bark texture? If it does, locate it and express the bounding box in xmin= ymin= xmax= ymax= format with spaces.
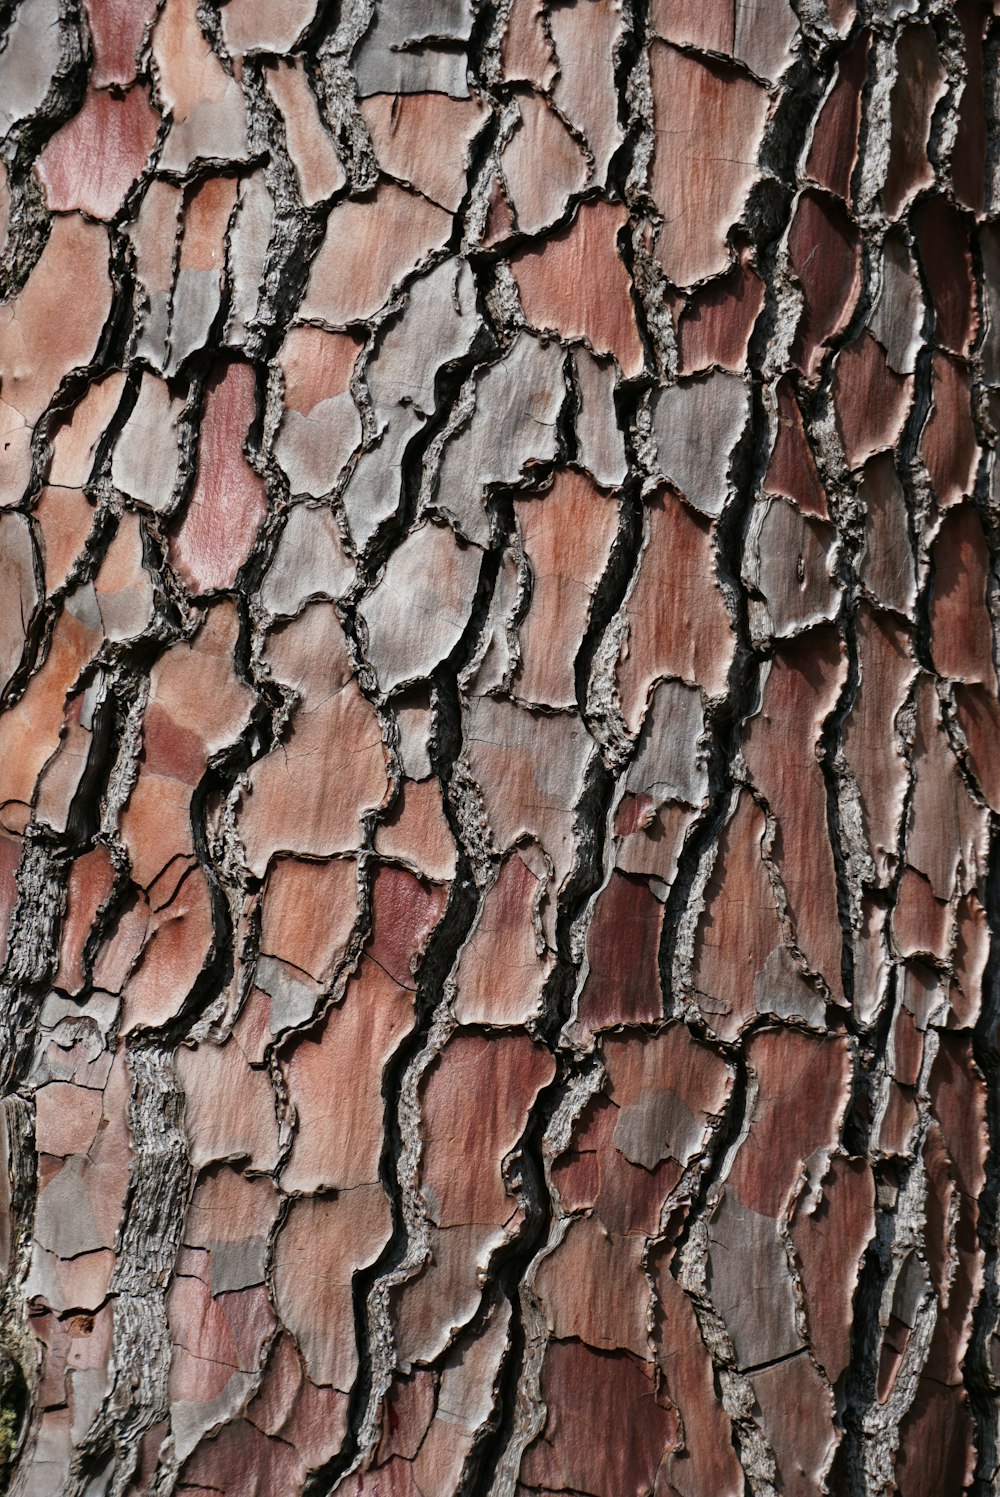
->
xmin=0 ymin=0 xmax=997 ymax=1493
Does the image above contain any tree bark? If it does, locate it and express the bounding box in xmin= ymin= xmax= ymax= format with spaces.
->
xmin=0 ymin=0 xmax=997 ymax=1493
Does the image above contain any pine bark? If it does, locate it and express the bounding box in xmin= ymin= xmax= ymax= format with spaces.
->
xmin=0 ymin=0 xmax=997 ymax=1494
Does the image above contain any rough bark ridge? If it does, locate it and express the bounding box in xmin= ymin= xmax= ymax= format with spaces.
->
xmin=0 ymin=0 xmax=997 ymax=1493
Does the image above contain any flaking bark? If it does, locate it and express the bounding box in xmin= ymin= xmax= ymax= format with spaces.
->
xmin=0 ymin=0 xmax=997 ymax=1494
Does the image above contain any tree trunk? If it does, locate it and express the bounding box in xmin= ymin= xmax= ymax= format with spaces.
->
xmin=0 ymin=0 xmax=997 ymax=1493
